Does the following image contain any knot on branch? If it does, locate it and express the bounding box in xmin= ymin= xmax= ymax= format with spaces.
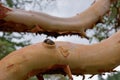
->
xmin=43 ymin=39 xmax=55 ymax=48
xmin=44 ymin=39 xmax=55 ymax=45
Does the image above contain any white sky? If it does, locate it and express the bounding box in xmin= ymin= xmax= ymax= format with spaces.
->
xmin=48 ymin=0 xmax=93 ymax=17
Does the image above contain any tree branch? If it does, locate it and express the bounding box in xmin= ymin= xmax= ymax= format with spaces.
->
xmin=0 ymin=30 xmax=120 ymax=80
xmin=0 ymin=0 xmax=112 ymax=38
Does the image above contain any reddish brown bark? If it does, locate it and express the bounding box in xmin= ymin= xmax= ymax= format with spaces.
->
xmin=0 ymin=30 xmax=120 ymax=80
xmin=0 ymin=0 xmax=118 ymax=80
xmin=0 ymin=0 xmax=112 ymax=38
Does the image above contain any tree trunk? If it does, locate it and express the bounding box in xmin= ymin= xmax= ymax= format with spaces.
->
xmin=0 ymin=30 xmax=120 ymax=80
xmin=0 ymin=0 xmax=118 ymax=80
xmin=0 ymin=0 xmax=112 ymax=38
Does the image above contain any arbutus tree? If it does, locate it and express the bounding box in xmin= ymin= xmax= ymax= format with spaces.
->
xmin=0 ymin=0 xmax=120 ymax=80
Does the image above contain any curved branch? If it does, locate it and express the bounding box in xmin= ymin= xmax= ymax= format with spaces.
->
xmin=0 ymin=30 xmax=120 ymax=80
xmin=0 ymin=0 xmax=112 ymax=38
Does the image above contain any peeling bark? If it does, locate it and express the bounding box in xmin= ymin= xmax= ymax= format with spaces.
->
xmin=0 ymin=0 xmax=118 ymax=80
xmin=0 ymin=30 xmax=120 ymax=80
xmin=0 ymin=0 xmax=112 ymax=38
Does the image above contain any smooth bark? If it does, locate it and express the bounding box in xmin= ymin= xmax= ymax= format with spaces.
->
xmin=0 ymin=0 xmax=118 ymax=80
xmin=0 ymin=30 xmax=120 ymax=80
xmin=0 ymin=0 xmax=112 ymax=38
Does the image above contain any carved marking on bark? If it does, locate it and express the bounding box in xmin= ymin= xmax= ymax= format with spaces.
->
xmin=58 ymin=46 xmax=70 ymax=58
